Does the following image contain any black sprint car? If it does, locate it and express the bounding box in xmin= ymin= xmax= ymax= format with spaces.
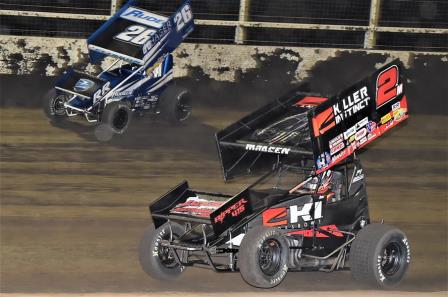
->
xmin=138 ymin=60 xmax=411 ymax=288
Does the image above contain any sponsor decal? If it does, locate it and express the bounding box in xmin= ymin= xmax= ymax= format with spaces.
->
xmin=343 ymin=125 xmax=357 ymax=140
xmin=74 ymin=78 xmax=95 ymax=92
xmin=262 ymin=202 xmax=323 ymax=227
xmin=380 ymin=113 xmax=392 ymax=125
xmin=355 ymin=127 xmax=367 ymax=141
xmin=352 ymin=169 xmax=364 ymax=183
xmin=331 ymin=149 xmax=349 ymax=165
xmin=392 ymin=101 xmax=401 ymax=111
xmin=312 ymin=87 xmax=370 ymax=137
xmin=170 ymin=197 xmax=224 ymax=218
xmin=245 ymin=144 xmax=291 ymax=155
xmin=403 ymin=237 xmax=411 ymax=263
xmin=367 ymin=121 xmax=377 ymax=133
xmin=330 ymin=141 xmax=345 ymax=156
xmin=120 ymin=7 xmax=167 ymax=28
xmin=347 ymin=134 xmax=356 ymax=144
xmin=329 ymin=133 xmax=343 ymax=149
xmin=214 ymin=198 xmax=248 ymax=224
xmin=333 ymin=86 xmax=370 ymax=124
xmin=145 ymin=60 xmax=163 ymax=77
xmin=356 ymin=117 xmax=369 ymax=130
xmin=143 ymin=20 xmax=172 ymax=55
xmin=316 ymin=152 xmax=331 ymax=170
xmin=393 ymin=108 xmax=406 ymax=122
xmin=110 ymin=90 xmax=133 ymax=99
xmin=358 ymin=136 xmax=367 ymax=145
xmin=312 ymin=107 xmax=335 ymax=137
xmin=377 ymin=254 xmax=387 ymax=282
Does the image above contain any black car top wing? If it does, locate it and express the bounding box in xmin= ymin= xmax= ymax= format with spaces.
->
xmin=309 ymin=59 xmax=409 ymax=174
xmin=216 ymin=90 xmax=328 ymax=180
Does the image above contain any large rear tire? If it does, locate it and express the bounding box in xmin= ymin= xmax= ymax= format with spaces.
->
xmin=139 ymin=222 xmax=186 ymax=281
xmin=43 ymin=90 xmax=68 ymax=122
xmin=101 ymin=101 xmax=132 ymax=134
xmin=238 ymin=226 xmax=289 ymax=288
xmin=159 ymin=85 xmax=192 ymax=123
xmin=350 ymin=223 xmax=411 ymax=288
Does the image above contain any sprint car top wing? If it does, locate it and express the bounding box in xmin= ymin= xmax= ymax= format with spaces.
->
xmin=216 ymin=60 xmax=409 ymax=180
xmin=87 ymin=0 xmax=194 ymax=65
xmin=216 ymin=89 xmax=328 ymax=180
xmin=309 ymin=59 xmax=409 ymax=173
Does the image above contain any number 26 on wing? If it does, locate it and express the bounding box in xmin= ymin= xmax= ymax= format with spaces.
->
xmin=174 ymin=3 xmax=193 ymax=32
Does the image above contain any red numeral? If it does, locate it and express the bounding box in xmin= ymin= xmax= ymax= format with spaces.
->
xmin=376 ymin=65 xmax=399 ymax=108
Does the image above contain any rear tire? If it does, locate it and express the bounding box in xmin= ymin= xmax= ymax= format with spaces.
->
xmin=159 ymin=85 xmax=192 ymax=122
xmin=238 ymin=226 xmax=289 ymax=288
xmin=102 ymin=101 xmax=132 ymax=134
xmin=43 ymin=90 xmax=68 ymax=122
xmin=350 ymin=223 xmax=411 ymax=288
xmin=139 ymin=222 xmax=186 ymax=281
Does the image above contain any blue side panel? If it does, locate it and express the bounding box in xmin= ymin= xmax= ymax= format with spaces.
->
xmin=162 ymin=54 xmax=173 ymax=75
xmin=141 ymin=0 xmax=194 ymax=67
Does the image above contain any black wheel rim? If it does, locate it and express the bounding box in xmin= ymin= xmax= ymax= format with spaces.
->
xmin=53 ymin=95 xmax=66 ymax=116
xmin=157 ymin=231 xmax=179 ymax=269
xmin=113 ymin=108 xmax=128 ymax=130
xmin=380 ymin=241 xmax=403 ymax=276
xmin=258 ymin=238 xmax=282 ymax=276
xmin=176 ymin=91 xmax=192 ymax=121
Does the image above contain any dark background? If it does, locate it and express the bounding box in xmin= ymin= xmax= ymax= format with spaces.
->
xmin=1 ymin=0 xmax=447 ymax=50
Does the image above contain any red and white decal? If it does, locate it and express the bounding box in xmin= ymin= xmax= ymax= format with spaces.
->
xmin=262 ymin=202 xmax=322 ymax=227
xmin=170 ymin=196 xmax=226 ymax=218
xmin=330 ymin=141 xmax=345 ymax=156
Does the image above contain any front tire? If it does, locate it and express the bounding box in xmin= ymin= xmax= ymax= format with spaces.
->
xmin=350 ymin=223 xmax=411 ymax=288
xmin=159 ymin=85 xmax=192 ymax=122
xmin=238 ymin=226 xmax=289 ymax=288
xmin=101 ymin=101 xmax=132 ymax=134
xmin=43 ymin=90 xmax=68 ymax=122
xmin=139 ymin=222 xmax=186 ymax=281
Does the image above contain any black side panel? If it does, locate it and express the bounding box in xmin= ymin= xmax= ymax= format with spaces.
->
xmin=210 ymin=189 xmax=253 ymax=236
xmin=149 ymin=180 xmax=190 ymax=228
xmin=309 ymin=59 xmax=409 ymax=173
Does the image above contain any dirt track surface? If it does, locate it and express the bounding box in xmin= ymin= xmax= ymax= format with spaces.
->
xmin=0 ymin=108 xmax=447 ymax=294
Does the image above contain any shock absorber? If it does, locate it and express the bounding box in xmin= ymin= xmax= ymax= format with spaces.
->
xmin=285 ymin=235 xmax=303 ymax=269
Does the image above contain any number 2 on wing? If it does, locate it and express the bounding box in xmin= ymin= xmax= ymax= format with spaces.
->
xmin=175 ymin=4 xmax=192 ymax=32
xmin=115 ymin=25 xmax=155 ymax=45
xmin=376 ymin=65 xmax=401 ymax=108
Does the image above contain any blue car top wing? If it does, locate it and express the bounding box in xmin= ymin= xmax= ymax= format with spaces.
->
xmin=87 ymin=0 xmax=194 ymax=66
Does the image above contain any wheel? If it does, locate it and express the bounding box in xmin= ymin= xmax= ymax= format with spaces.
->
xmin=238 ymin=226 xmax=289 ymax=288
xmin=43 ymin=89 xmax=68 ymax=122
xmin=139 ymin=222 xmax=186 ymax=281
xmin=158 ymin=85 xmax=192 ymax=122
xmin=101 ymin=101 xmax=132 ymax=134
xmin=350 ymin=223 xmax=411 ymax=288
